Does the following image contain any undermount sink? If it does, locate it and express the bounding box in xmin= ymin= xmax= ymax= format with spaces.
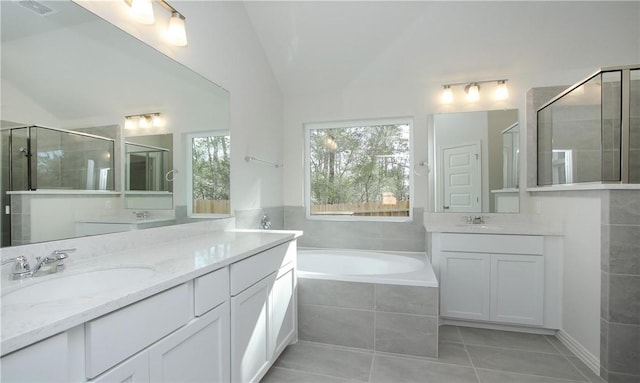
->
xmin=454 ymin=224 xmax=501 ymax=230
xmin=2 ymin=267 xmax=156 ymax=305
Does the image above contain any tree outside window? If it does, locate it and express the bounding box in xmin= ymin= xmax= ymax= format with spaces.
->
xmin=188 ymin=132 xmax=230 ymax=215
xmin=306 ymin=119 xmax=411 ymax=218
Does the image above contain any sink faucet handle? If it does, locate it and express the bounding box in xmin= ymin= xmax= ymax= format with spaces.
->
xmin=51 ymin=248 xmax=76 ymax=258
xmin=2 ymin=256 xmax=32 ymax=279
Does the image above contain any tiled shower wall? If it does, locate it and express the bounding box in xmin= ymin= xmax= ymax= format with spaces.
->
xmin=284 ymin=206 xmax=426 ymax=252
xmin=600 ymin=190 xmax=640 ymax=383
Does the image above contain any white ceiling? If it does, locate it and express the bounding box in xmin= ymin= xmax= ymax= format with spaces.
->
xmin=243 ymin=1 xmax=640 ymax=97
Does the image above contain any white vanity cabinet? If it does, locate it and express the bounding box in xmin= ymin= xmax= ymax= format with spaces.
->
xmin=0 ymin=332 xmax=71 ymax=382
xmin=1 ymin=237 xmax=298 ymax=383
xmin=230 ymin=241 xmax=297 ymax=383
xmin=148 ymin=302 xmax=230 ymax=383
xmin=433 ymin=233 xmax=555 ymax=327
xmin=87 ymin=271 xmax=231 ymax=383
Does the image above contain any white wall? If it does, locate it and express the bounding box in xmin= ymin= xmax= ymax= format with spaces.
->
xmin=76 ymin=1 xmax=284 ymax=211
xmin=277 ymin=2 xmax=639 ymax=367
xmin=529 ymin=192 xmax=603 ymax=363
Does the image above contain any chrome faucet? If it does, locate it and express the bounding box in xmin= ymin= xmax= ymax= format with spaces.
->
xmin=32 ymin=249 xmax=75 ymax=275
xmin=260 ymin=215 xmax=272 ymax=230
xmin=1 ymin=256 xmax=32 ymax=280
xmin=133 ymin=211 xmax=149 ymax=219
xmin=465 ymin=215 xmax=486 ymax=224
xmin=1 ymin=248 xmax=75 ymax=280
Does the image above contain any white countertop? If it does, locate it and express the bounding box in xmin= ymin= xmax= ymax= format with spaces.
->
xmin=424 ymin=222 xmax=563 ymax=236
xmin=0 ymin=230 xmax=300 ymax=356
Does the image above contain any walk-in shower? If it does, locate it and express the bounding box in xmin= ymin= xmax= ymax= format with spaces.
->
xmin=537 ymin=65 xmax=640 ymax=185
xmin=4 ymin=125 xmax=115 ymax=191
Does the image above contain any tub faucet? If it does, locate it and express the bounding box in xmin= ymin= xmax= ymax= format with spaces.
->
xmin=260 ymin=215 xmax=272 ymax=230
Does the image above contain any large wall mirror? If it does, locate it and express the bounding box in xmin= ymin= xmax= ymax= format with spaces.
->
xmin=0 ymin=1 xmax=230 ymax=247
xmin=428 ymin=110 xmax=520 ymax=213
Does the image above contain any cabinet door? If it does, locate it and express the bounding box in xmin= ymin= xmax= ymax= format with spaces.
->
xmin=269 ymin=267 xmax=296 ymax=359
xmin=491 ymin=254 xmax=544 ymax=326
xmin=90 ymin=350 xmax=149 ymax=383
xmin=440 ymin=252 xmax=491 ymax=321
xmin=148 ymin=302 xmax=230 ymax=383
xmin=1 ymin=333 xmax=69 ymax=382
xmin=231 ymin=273 xmax=275 ymax=383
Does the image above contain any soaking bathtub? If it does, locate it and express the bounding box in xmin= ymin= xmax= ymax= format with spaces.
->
xmin=296 ymin=248 xmax=440 ymax=358
xmin=297 ymin=248 xmax=438 ymax=287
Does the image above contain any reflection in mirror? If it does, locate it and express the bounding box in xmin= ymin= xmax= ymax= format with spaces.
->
xmin=0 ymin=1 xmax=230 ymax=247
xmin=125 ymin=134 xmax=173 ymax=210
xmin=430 ymin=109 xmax=519 ymax=213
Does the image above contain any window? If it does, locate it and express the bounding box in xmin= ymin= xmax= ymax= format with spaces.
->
xmin=186 ymin=131 xmax=230 ymax=216
xmin=305 ymin=118 xmax=412 ymax=220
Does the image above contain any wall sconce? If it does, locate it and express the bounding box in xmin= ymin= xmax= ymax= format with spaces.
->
xmin=124 ymin=0 xmax=188 ymax=47
xmin=124 ymin=113 xmax=164 ymax=130
xmin=441 ymin=79 xmax=509 ymax=103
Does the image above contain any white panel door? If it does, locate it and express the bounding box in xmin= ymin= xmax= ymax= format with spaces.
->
xmin=440 ymin=252 xmax=491 ymax=321
xmin=148 ymin=302 xmax=230 ymax=383
xmin=231 ymin=273 xmax=275 ymax=383
xmin=269 ymin=267 xmax=296 ymax=359
xmin=442 ymin=143 xmax=481 ymax=212
xmin=91 ymin=350 xmax=149 ymax=383
xmin=491 ymin=254 xmax=544 ymax=326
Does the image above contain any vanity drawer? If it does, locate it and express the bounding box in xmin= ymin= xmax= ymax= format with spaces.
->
xmin=194 ymin=267 xmax=229 ymax=316
xmin=230 ymin=241 xmax=294 ymax=296
xmin=440 ymin=233 xmax=543 ymax=255
xmin=85 ymin=283 xmax=191 ymax=378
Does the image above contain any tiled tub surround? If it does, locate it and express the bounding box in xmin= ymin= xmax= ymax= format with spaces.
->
xmin=284 ymin=206 xmax=426 ymax=252
xmin=0 ymin=220 xmax=300 ymax=355
xmin=296 ymin=249 xmax=439 ymax=358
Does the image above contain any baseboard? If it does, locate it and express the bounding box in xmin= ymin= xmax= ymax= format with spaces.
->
xmin=556 ymin=329 xmax=600 ymax=375
xmin=440 ymin=318 xmax=555 ymax=335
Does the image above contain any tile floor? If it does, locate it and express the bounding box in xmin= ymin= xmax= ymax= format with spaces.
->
xmin=261 ymin=326 xmax=606 ymax=383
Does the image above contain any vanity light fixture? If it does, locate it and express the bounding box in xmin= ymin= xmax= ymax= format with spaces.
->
xmin=440 ymin=79 xmax=509 ymax=103
xmin=441 ymin=85 xmax=453 ymax=104
xmin=465 ymin=83 xmax=480 ymax=102
xmin=167 ymin=11 xmax=188 ymax=47
xmin=495 ymin=80 xmax=509 ymax=100
xmin=124 ymin=117 xmax=137 ymax=130
xmin=138 ymin=115 xmax=151 ymax=129
xmin=124 ymin=113 xmax=164 ymax=130
xmin=129 ymin=0 xmax=154 ymax=24
xmin=124 ymin=0 xmax=188 ymax=47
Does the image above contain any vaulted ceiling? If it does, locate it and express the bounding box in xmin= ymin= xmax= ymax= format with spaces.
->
xmin=243 ymin=1 xmax=640 ymax=97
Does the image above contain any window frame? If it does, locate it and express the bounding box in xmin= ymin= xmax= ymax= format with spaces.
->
xmin=186 ymin=130 xmax=231 ymax=218
xmin=304 ymin=117 xmax=414 ymax=222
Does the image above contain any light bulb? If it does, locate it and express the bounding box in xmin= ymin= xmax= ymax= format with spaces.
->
xmin=466 ymin=83 xmax=480 ymax=102
xmin=167 ymin=12 xmax=188 ymax=47
xmin=441 ymin=85 xmax=453 ymax=104
xmin=124 ymin=117 xmax=136 ymax=130
xmin=495 ymin=80 xmax=509 ymax=100
xmin=138 ymin=115 xmax=150 ymax=129
xmin=129 ymin=0 xmax=154 ymax=25
xmin=152 ymin=114 xmax=164 ymax=127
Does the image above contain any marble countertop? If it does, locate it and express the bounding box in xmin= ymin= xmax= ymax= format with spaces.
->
xmin=1 ymin=230 xmax=300 ymax=356
xmin=424 ymin=222 xmax=563 ymax=236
